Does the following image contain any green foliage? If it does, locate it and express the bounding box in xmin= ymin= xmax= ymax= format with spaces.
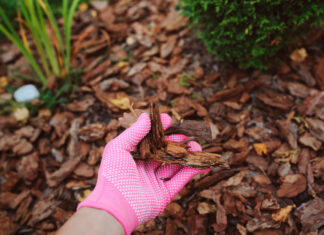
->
xmin=0 ymin=0 xmax=89 ymax=19
xmin=0 ymin=0 xmax=81 ymax=87
xmin=178 ymin=0 xmax=324 ymax=70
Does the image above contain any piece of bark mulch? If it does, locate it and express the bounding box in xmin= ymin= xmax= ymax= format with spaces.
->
xmin=295 ymin=197 xmax=324 ymax=232
xmin=133 ymin=103 xmax=228 ymax=168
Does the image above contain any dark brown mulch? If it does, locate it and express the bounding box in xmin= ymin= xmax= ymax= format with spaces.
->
xmin=0 ymin=0 xmax=324 ymax=234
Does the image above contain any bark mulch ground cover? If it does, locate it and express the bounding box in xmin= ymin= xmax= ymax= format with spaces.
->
xmin=0 ymin=0 xmax=324 ymax=234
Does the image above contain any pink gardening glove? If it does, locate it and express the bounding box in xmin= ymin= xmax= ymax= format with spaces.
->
xmin=77 ymin=113 xmax=209 ymax=235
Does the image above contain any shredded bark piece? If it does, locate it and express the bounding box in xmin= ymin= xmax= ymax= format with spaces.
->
xmin=134 ymin=103 xmax=228 ymax=168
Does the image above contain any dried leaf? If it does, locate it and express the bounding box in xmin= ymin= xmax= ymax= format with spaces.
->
xmin=0 ymin=76 xmax=8 ymax=91
xmin=13 ymin=107 xmax=29 ymax=121
xmin=272 ymin=205 xmax=295 ymax=222
xmin=79 ymin=2 xmax=88 ymax=12
xmin=77 ymin=189 xmax=92 ymax=202
xmin=290 ymin=48 xmax=307 ymax=62
xmin=253 ymin=143 xmax=268 ymax=156
xmin=109 ymin=97 xmax=130 ymax=110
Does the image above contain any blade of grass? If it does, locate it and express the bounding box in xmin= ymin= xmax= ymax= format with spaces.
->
xmin=19 ymin=0 xmax=51 ymax=77
xmin=16 ymin=8 xmax=51 ymax=76
xmin=0 ymin=24 xmax=47 ymax=85
xmin=0 ymin=6 xmax=46 ymax=85
xmin=0 ymin=8 xmax=21 ymax=39
xmin=64 ymin=0 xmax=80 ymax=73
xmin=38 ymin=2 xmax=64 ymax=77
xmin=62 ymin=0 xmax=69 ymax=72
xmin=39 ymin=0 xmax=65 ymax=57
xmin=17 ymin=11 xmax=31 ymax=54
xmin=24 ymin=0 xmax=60 ymax=77
xmin=39 ymin=0 xmax=66 ymax=76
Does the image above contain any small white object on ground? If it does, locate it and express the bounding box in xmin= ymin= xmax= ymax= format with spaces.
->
xmin=14 ymin=84 xmax=40 ymax=102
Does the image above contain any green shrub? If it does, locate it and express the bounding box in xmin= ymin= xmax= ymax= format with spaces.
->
xmin=178 ymin=0 xmax=324 ymax=70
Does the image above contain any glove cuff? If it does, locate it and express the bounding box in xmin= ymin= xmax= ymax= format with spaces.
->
xmin=77 ymin=177 xmax=138 ymax=235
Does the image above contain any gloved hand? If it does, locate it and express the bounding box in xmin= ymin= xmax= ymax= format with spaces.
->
xmin=77 ymin=113 xmax=209 ymax=235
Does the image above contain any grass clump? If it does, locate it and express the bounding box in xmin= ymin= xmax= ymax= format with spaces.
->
xmin=0 ymin=0 xmax=81 ymax=87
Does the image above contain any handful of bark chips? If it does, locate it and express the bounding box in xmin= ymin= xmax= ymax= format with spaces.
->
xmin=131 ymin=103 xmax=229 ymax=169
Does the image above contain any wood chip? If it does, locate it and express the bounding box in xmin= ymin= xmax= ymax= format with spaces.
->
xmin=277 ymin=174 xmax=306 ymax=198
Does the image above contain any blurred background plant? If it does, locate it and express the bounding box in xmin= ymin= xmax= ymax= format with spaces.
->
xmin=0 ymin=0 xmax=90 ymax=119
xmin=178 ymin=0 xmax=324 ymax=70
xmin=0 ymin=0 xmax=82 ymax=86
xmin=0 ymin=0 xmax=89 ymax=24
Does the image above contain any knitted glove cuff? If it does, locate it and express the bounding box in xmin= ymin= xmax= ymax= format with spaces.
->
xmin=77 ymin=176 xmax=138 ymax=235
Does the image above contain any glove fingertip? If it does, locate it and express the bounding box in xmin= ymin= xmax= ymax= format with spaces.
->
xmin=160 ymin=113 xmax=172 ymax=130
xmin=187 ymin=141 xmax=202 ymax=152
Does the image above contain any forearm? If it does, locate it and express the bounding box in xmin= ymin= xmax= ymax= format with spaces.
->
xmin=57 ymin=207 xmax=124 ymax=235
